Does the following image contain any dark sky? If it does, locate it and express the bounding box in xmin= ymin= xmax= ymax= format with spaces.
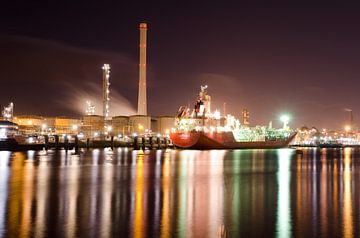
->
xmin=1 ymin=1 xmax=360 ymax=129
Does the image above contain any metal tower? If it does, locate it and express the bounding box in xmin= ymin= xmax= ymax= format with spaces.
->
xmin=137 ymin=23 xmax=147 ymax=115
xmin=102 ymin=64 xmax=110 ymax=119
xmin=2 ymin=102 xmax=13 ymax=121
xmin=85 ymin=100 xmax=95 ymax=115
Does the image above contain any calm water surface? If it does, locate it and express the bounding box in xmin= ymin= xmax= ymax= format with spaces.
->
xmin=0 ymin=148 xmax=359 ymax=237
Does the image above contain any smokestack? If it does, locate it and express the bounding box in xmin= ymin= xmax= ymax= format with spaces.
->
xmin=102 ymin=64 xmax=110 ymax=119
xmin=137 ymin=23 xmax=147 ymax=115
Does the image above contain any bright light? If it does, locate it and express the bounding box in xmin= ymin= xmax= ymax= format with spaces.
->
xmin=214 ymin=110 xmax=221 ymax=120
xmin=133 ymin=133 xmax=138 ymax=137
xmin=345 ymin=125 xmax=351 ymax=132
xmin=138 ymin=124 xmax=144 ymax=130
xmin=27 ymin=120 xmax=33 ymax=125
xmin=94 ymin=132 xmax=99 ymax=137
xmin=165 ymin=129 xmax=170 ymax=135
xmin=28 ymin=137 xmax=34 ymax=144
xmin=0 ymin=128 xmax=7 ymax=139
xmin=72 ymin=124 xmax=78 ymax=130
xmin=280 ymin=114 xmax=290 ymax=129
xmin=107 ymin=126 xmax=112 ymax=132
xmin=280 ymin=115 xmax=290 ymax=123
xmin=86 ymin=100 xmax=95 ymax=115
xmin=41 ymin=124 xmax=47 ymax=130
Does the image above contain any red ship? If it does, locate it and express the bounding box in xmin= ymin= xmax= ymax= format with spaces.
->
xmin=170 ymin=86 xmax=296 ymax=149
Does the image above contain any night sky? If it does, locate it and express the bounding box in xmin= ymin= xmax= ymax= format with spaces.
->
xmin=1 ymin=1 xmax=360 ymax=129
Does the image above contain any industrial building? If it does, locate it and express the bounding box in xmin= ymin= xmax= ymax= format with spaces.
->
xmin=111 ymin=116 xmax=130 ymax=136
xmin=156 ymin=116 xmax=175 ymax=135
xmin=81 ymin=115 xmax=105 ymax=138
xmin=13 ymin=116 xmax=81 ymax=135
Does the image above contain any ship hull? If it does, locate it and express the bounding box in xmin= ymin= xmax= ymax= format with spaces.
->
xmin=170 ymin=131 xmax=296 ymax=150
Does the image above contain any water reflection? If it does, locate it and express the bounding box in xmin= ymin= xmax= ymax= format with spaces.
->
xmin=343 ymin=148 xmax=353 ymax=238
xmin=276 ymin=149 xmax=292 ymax=238
xmin=293 ymin=148 xmax=360 ymax=238
xmin=35 ymin=153 xmax=50 ymax=238
xmin=133 ymin=150 xmax=146 ymax=238
xmin=0 ymin=148 xmax=359 ymax=237
xmin=0 ymin=152 xmax=10 ymax=237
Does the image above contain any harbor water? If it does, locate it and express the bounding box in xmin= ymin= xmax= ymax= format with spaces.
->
xmin=0 ymin=148 xmax=359 ymax=237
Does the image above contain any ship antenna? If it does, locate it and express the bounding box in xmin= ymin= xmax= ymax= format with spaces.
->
xmin=223 ymin=102 xmax=226 ymax=116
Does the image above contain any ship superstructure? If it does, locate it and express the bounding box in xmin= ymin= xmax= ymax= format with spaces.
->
xmin=170 ymin=86 xmax=296 ymax=149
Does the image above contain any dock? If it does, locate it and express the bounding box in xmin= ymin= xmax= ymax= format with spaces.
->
xmin=0 ymin=134 xmax=173 ymax=151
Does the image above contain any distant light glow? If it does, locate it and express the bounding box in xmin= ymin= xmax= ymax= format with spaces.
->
xmin=2 ymin=102 xmax=13 ymax=120
xmin=0 ymin=129 xmax=6 ymax=139
xmin=85 ymin=100 xmax=96 ymax=115
xmin=345 ymin=125 xmax=351 ymax=132
xmin=214 ymin=110 xmax=221 ymax=120
xmin=280 ymin=114 xmax=290 ymax=129
xmin=280 ymin=115 xmax=290 ymax=123
xmin=276 ymin=149 xmax=292 ymax=237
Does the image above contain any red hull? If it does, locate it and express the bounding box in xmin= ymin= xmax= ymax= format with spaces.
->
xmin=170 ymin=131 xmax=297 ymax=149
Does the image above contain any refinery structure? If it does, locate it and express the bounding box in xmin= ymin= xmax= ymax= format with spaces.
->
xmin=0 ymin=23 xmax=173 ymax=141
xmin=3 ymin=22 xmax=357 ymax=148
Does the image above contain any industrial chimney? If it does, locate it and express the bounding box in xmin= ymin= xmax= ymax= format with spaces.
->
xmin=137 ymin=23 xmax=147 ymax=115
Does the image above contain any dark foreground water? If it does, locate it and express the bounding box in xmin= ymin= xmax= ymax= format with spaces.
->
xmin=0 ymin=148 xmax=359 ymax=238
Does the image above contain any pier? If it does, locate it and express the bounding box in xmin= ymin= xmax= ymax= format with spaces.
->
xmin=0 ymin=134 xmax=173 ymax=152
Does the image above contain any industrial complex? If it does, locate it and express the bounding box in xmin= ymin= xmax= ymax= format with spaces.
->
xmin=1 ymin=23 xmax=175 ymax=139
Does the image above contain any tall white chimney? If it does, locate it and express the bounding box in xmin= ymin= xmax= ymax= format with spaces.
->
xmin=137 ymin=23 xmax=147 ymax=115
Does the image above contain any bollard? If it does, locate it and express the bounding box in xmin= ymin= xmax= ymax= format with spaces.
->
xmin=164 ymin=137 xmax=168 ymax=148
xmin=75 ymin=135 xmax=79 ymax=154
xmin=134 ymin=136 xmax=139 ymax=150
xmin=64 ymin=136 xmax=69 ymax=151
xmin=111 ymin=136 xmax=114 ymax=150
xmin=86 ymin=138 xmax=90 ymax=149
xmin=141 ymin=137 xmax=146 ymax=150
xmin=149 ymin=136 xmax=153 ymax=149
xmin=44 ymin=135 xmax=49 ymax=150
xmin=55 ymin=135 xmax=59 ymax=150
xmin=157 ymin=137 xmax=161 ymax=149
